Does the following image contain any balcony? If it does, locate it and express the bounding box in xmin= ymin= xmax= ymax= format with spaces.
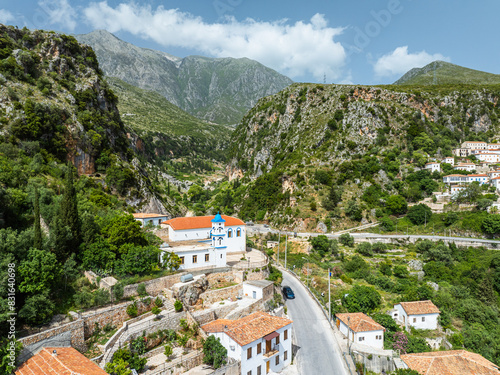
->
xmin=263 ymin=344 xmax=280 ymax=359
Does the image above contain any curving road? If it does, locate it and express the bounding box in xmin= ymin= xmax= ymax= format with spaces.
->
xmin=282 ymin=270 xmax=349 ymax=375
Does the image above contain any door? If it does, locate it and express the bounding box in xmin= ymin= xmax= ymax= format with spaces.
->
xmin=266 ymin=340 xmax=272 ymax=353
xmin=253 ymin=291 xmax=257 ymax=299
xmin=266 ymin=360 xmax=270 ymax=374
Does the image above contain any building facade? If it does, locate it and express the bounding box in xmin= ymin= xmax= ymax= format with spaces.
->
xmin=392 ymin=300 xmax=440 ymax=330
xmin=336 ymin=313 xmax=385 ymax=350
xmin=202 ymin=312 xmax=293 ymax=375
xmin=133 ymin=213 xmax=170 ymax=227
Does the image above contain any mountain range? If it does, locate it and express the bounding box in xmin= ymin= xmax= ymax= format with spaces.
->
xmin=75 ymin=30 xmax=293 ymax=125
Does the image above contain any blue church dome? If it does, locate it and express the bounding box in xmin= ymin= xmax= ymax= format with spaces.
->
xmin=211 ymin=212 xmax=226 ymax=223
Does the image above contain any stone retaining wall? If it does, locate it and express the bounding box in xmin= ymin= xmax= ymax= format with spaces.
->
xmin=123 ymin=273 xmax=187 ymax=298
xmin=199 ymin=284 xmax=242 ymax=306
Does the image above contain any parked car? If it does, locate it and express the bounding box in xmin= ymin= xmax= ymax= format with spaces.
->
xmin=282 ymin=286 xmax=295 ymax=299
xmin=263 ymin=224 xmax=270 ymax=228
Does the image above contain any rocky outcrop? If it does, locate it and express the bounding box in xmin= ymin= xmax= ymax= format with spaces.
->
xmin=175 ymin=277 xmax=209 ymax=306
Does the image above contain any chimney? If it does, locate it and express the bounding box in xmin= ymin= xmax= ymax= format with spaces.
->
xmin=52 ymin=349 xmax=57 ymax=356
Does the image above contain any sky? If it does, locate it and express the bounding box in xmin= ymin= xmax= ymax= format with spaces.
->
xmin=1 ymin=0 xmax=499 ymax=85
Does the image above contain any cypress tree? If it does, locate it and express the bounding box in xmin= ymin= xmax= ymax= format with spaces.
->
xmin=60 ymin=162 xmax=81 ymax=253
xmin=34 ymin=187 xmax=42 ymax=249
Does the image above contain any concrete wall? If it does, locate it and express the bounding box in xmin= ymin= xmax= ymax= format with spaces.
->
xmin=211 ymin=358 xmax=241 ymax=375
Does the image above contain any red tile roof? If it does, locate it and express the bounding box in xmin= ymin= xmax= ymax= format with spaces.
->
xmin=335 ymin=313 xmax=385 ymax=333
xmin=398 ymin=300 xmax=440 ymax=315
xmin=401 ymin=350 xmax=500 ymax=375
xmin=163 ymin=215 xmax=245 ymax=230
xmin=15 ymin=347 xmax=107 ymax=375
xmin=467 ymin=174 xmax=488 ymax=177
xmin=444 ymin=174 xmax=467 ymax=177
xmin=201 ymin=311 xmax=292 ymax=346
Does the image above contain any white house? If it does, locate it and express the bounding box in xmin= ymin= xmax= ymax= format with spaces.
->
xmin=466 ymin=174 xmax=489 ymax=185
xmin=461 ymin=141 xmax=487 ymax=150
xmin=335 ymin=313 xmax=385 ymax=350
xmin=454 ymin=163 xmax=476 ymax=172
xmin=163 ymin=214 xmax=246 ymax=253
xmin=490 ymin=177 xmax=500 ymax=191
xmin=443 ymin=174 xmax=468 ymax=185
xmin=425 ymin=162 xmax=441 ymax=173
xmin=202 ymin=311 xmax=293 ymax=375
xmin=132 ymin=213 xmax=169 ymax=227
xmin=450 ymin=185 xmax=466 ymax=197
xmin=475 ymin=153 xmax=500 ymax=163
xmin=392 ymin=300 xmax=440 ymax=330
xmin=243 ymin=280 xmax=274 ymax=302
xmin=487 ymin=170 xmax=500 ymax=179
xmin=442 ymin=157 xmax=455 ymax=166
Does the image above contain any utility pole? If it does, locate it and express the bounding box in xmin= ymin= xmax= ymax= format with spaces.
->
xmin=277 ymin=232 xmax=280 ymax=266
xmin=285 ymin=234 xmax=288 ymax=269
xmin=328 ymin=268 xmax=331 ymax=323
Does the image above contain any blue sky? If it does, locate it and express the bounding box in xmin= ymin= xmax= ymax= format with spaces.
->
xmin=1 ymin=0 xmax=499 ymax=84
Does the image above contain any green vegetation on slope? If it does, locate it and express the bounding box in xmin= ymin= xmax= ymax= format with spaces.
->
xmin=394 ymin=61 xmax=500 ymax=85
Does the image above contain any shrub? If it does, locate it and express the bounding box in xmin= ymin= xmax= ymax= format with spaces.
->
xmin=339 ymin=233 xmax=354 ymax=247
xmin=137 ymin=283 xmax=147 ymax=297
xmin=154 ymin=296 xmax=164 ymax=307
xmin=407 ymin=204 xmax=432 ymax=225
xmin=356 ymin=242 xmax=373 ymax=257
xmin=164 ymin=344 xmax=173 ymax=361
xmin=113 ymin=282 xmax=124 ymax=301
xmin=126 ymin=302 xmax=138 ymax=318
xmin=203 ymin=336 xmax=227 ymax=369
xmin=174 ymin=300 xmax=183 ymax=312
xmin=151 ymin=306 xmax=161 ymax=317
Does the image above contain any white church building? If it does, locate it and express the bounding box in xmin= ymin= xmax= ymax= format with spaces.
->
xmin=160 ymin=213 xmax=246 ymax=271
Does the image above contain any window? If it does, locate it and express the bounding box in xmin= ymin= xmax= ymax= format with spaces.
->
xmin=247 ymin=371 xmax=252 ymax=375
xmin=228 ymin=229 xmax=232 ymax=238
xmin=205 ymin=254 xmax=210 ymax=262
xmin=284 ymin=351 xmax=288 ymax=361
xmin=237 ymin=228 xmax=241 ymax=237
xmin=180 ymin=256 xmax=185 ymax=265
xmin=376 ymin=335 xmax=382 ymax=340
xmin=275 ymin=355 xmax=279 ymax=365
xmin=284 ymin=329 xmax=288 ymax=340
xmin=257 ymin=366 xmax=261 ymax=375
xmin=422 ymin=317 xmax=425 ymax=322
xmin=276 ymin=335 xmax=280 ymax=345
xmin=358 ymin=337 xmax=364 ymax=341
xmin=193 ymin=255 xmax=198 ymax=263
xmin=247 ymin=347 xmax=252 ymax=359
xmin=413 ymin=318 xmax=416 ymax=323
xmin=257 ymin=343 xmax=262 ymax=354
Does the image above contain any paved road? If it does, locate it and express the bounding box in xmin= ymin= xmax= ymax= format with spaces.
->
xmin=247 ymin=224 xmax=500 ymax=247
xmin=282 ymin=270 xmax=348 ymax=375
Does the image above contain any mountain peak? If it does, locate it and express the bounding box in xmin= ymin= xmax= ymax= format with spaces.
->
xmin=394 ymin=61 xmax=500 ymax=85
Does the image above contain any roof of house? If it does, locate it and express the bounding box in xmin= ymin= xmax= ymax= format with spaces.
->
xmin=132 ymin=213 xmax=168 ymax=219
xmin=15 ymin=347 xmax=107 ymax=375
xmin=455 ymin=163 xmax=476 ymax=166
xmin=400 ymin=350 xmax=500 ymax=375
xmin=163 ymin=215 xmax=245 ymax=230
xmin=425 ymin=162 xmax=440 ymax=165
xmin=467 ymin=174 xmax=488 ymax=177
xmin=492 ymin=177 xmax=500 ymax=180
xmin=201 ymin=311 xmax=292 ymax=346
xmin=335 ymin=313 xmax=385 ymax=333
xmin=244 ymin=280 xmax=274 ymax=288
xmin=397 ymin=300 xmax=440 ymax=315
xmin=444 ymin=174 xmax=468 ymax=177
xmin=464 ymin=141 xmax=487 ymax=144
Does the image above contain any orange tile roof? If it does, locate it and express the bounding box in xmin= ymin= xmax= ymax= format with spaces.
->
xmin=15 ymin=347 xmax=107 ymax=375
xmin=201 ymin=311 xmax=292 ymax=346
xmin=444 ymin=174 xmax=467 ymax=177
xmin=401 ymin=350 xmax=500 ymax=375
xmin=132 ymin=213 xmax=168 ymax=219
xmin=163 ymin=215 xmax=245 ymax=230
xmin=335 ymin=313 xmax=385 ymax=333
xmin=398 ymin=300 xmax=440 ymax=315
xmin=467 ymin=174 xmax=488 ymax=177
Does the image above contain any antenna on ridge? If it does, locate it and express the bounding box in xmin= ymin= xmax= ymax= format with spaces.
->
xmin=433 ymin=61 xmax=437 ymax=85
xmin=323 ymin=73 xmax=326 ymax=85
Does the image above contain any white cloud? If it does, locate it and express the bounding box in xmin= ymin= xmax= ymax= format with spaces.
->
xmin=82 ymin=2 xmax=346 ymax=81
xmin=38 ymin=0 xmax=77 ymax=31
xmin=0 ymin=9 xmax=15 ymax=24
xmin=373 ymin=46 xmax=450 ymax=77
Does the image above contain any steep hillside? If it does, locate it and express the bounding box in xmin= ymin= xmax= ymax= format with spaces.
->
xmin=394 ymin=61 xmax=500 ymax=85
xmin=107 ymin=77 xmax=230 ymax=180
xmin=218 ymin=83 xmax=500 ymax=229
xmin=75 ymin=30 xmax=293 ymax=125
xmin=0 ymin=24 xmax=174 ymax=216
